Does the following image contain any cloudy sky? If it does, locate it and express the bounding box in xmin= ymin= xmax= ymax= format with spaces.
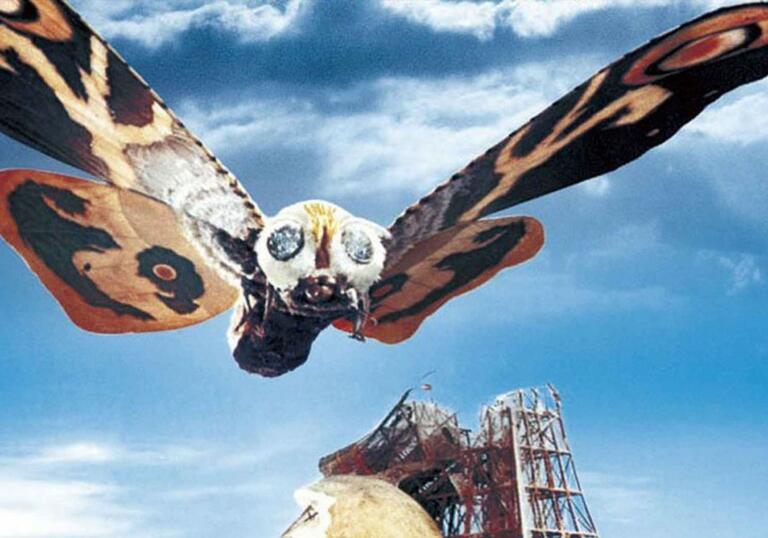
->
xmin=1 ymin=0 xmax=767 ymax=536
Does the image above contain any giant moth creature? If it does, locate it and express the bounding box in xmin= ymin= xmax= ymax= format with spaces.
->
xmin=0 ymin=1 xmax=767 ymax=376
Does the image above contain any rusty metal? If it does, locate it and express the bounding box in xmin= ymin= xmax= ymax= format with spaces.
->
xmin=319 ymin=385 xmax=599 ymax=538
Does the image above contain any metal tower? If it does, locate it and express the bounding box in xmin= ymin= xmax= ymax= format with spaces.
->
xmin=319 ymin=385 xmax=599 ymax=538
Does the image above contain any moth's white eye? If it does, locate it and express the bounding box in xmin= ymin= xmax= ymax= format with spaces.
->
xmin=342 ymin=227 xmax=373 ymax=265
xmin=267 ymin=223 xmax=304 ymax=261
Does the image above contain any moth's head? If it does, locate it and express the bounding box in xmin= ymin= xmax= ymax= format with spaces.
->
xmin=282 ymin=475 xmax=441 ymax=538
xmin=255 ymin=201 xmax=389 ymax=311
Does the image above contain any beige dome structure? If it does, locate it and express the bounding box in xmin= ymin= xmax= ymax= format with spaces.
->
xmin=282 ymin=475 xmax=442 ymax=538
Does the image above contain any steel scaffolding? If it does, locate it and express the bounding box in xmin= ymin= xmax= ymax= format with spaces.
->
xmin=319 ymin=385 xmax=599 ymax=538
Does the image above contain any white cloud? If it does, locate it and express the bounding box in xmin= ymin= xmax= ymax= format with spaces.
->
xmin=69 ymin=0 xmax=748 ymax=48
xmin=491 ymin=272 xmax=674 ymax=316
xmin=581 ymin=471 xmax=657 ymax=525
xmin=700 ymin=251 xmax=764 ymax=294
xmin=0 ymin=442 xmax=204 ymax=467
xmin=0 ymin=476 xmax=140 ymax=538
xmin=669 ymin=82 xmax=768 ymax=227
xmin=72 ymin=0 xmax=306 ymax=48
xmin=684 ymin=88 xmax=768 ymax=145
xmin=502 ymin=0 xmax=664 ymax=39
xmin=31 ymin=443 xmax=117 ymax=465
xmin=579 ymin=175 xmax=611 ymax=198
xmin=378 ymin=0 xmax=743 ymax=40
xmin=720 ymin=255 xmax=763 ymax=294
xmin=164 ymin=482 xmax=276 ymax=501
xmin=0 ymin=436 xmax=319 ymax=538
xmin=181 ymin=58 xmax=595 ymax=197
xmin=577 ymin=222 xmax=663 ymax=263
xmin=379 ymin=0 xmax=502 ymax=40
xmin=433 ymin=269 xmax=675 ymax=332
xmin=0 ymin=441 xmax=202 ymax=537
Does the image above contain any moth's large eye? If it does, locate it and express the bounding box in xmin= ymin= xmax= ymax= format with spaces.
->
xmin=342 ymin=227 xmax=373 ymax=264
xmin=267 ymin=224 xmax=304 ymax=261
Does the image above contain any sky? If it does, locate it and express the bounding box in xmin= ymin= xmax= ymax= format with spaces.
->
xmin=0 ymin=0 xmax=767 ymax=536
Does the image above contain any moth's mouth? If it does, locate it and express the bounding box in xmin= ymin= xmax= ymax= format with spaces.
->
xmin=299 ymin=275 xmax=340 ymax=304
xmin=287 ymin=274 xmax=356 ymax=315
xmin=268 ymin=275 xmax=370 ymax=341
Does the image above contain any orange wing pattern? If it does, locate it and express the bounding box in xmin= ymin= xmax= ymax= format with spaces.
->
xmin=362 ymin=3 xmax=768 ymax=343
xmin=386 ymin=3 xmax=768 ymax=262
xmin=335 ymin=217 xmax=543 ymax=343
xmin=0 ymin=0 xmax=262 ymax=233
xmin=0 ymin=169 xmax=238 ymax=333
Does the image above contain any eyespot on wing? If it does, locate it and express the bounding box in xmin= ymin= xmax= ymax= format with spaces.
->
xmin=0 ymin=169 xmax=238 ymax=333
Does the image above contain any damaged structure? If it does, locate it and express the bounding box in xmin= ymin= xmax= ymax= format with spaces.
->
xmin=319 ymin=385 xmax=599 ymax=538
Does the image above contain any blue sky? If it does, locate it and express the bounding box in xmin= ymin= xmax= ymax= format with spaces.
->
xmin=0 ymin=0 xmax=767 ymax=536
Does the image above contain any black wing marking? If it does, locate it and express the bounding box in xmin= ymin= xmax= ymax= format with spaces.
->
xmin=0 ymin=0 xmax=262 ymax=238
xmin=387 ymin=3 xmax=768 ymax=264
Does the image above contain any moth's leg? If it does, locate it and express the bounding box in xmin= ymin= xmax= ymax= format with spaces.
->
xmin=228 ymin=297 xmax=252 ymax=346
xmin=349 ymin=291 xmax=370 ymax=342
xmin=263 ymin=285 xmax=274 ymax=323
xmin=278 ymin=289 xmax=301 ymax=316
xmin=231 ymin=274 xmax=267 ymax=336
xmin=234 ymin=309 xmax=248 ymax=332
xmin=240 ymin=276 xmax=266 ymax=313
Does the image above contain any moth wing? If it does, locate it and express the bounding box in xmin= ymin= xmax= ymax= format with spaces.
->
xmin=334 ymin=216 xmax=544 ymax=344
xmin=0 ymin=169 xmax=239 ymax=333
xmin=386 ymin=4 xmax=768 ymax=262
xmin=0 ymin=0 xmax=263 ymax=238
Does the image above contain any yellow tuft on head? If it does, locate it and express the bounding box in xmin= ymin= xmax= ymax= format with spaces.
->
xmin=304 ymin=202 xmax=339 ymax=244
